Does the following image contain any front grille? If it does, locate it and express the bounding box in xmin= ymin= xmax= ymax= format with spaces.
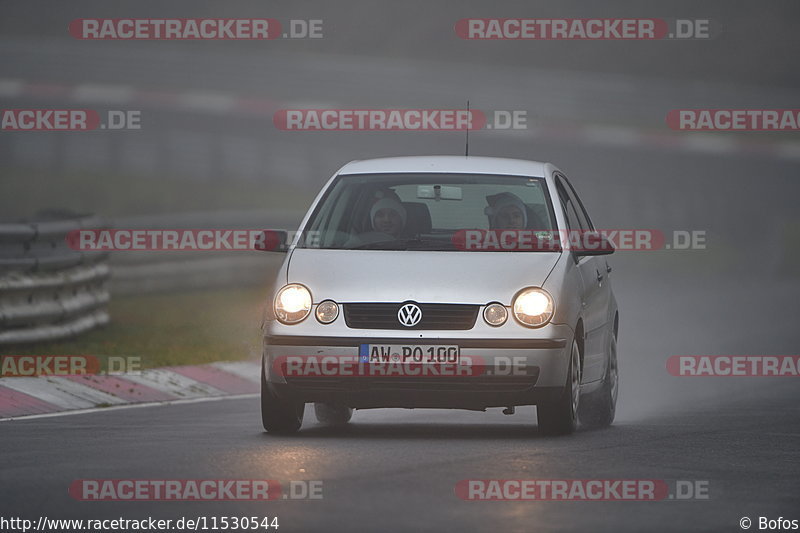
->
xmin=343 ymin=303 xmax=479 ymax=330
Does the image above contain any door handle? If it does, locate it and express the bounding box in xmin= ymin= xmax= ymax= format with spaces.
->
xmin=606 ymin=264 xmax=612 ymax=273
xmin=596 ymin=269 xmax=604 ymax=283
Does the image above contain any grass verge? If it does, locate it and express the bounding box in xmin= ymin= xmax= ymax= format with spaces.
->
xmin=0 ymin=284 xmax=269 ymax=370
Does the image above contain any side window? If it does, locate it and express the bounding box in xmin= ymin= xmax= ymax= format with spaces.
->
xmin=556 ymin=174 xmax=591 ymax=231
xmin=561 ymin=175 xmax=595 ymax=231
xmin=556 ymin=179 xmax=582 ymax=232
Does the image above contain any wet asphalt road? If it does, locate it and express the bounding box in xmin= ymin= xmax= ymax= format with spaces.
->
xmin=2 ymin=272 xmax=798 ymax=533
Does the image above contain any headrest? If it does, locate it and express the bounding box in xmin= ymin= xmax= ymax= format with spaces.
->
xmin=401 ymin=202 xmax=432 ymax=235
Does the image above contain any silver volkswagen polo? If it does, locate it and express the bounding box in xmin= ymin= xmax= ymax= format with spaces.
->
xmin=261 ymin=156 xmax=619 ymax=435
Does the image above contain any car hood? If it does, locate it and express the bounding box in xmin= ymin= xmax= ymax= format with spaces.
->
xmin=286 ymin=249 xmax=560 ymax=305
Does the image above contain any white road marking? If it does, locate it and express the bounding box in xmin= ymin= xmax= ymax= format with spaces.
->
xmin=0 ymin=376 xmax=127 ymax=410
xmin=0 ymin=393 xmax=258 ymax=422
xmin=211 ymin=361 xmax=261 ymax=383
xmin=120 ymin=368 xmax=227 ymax=398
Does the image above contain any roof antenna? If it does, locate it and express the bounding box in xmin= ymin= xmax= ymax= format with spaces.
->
xmin=465 ymin=100 xmax=470 ymax=157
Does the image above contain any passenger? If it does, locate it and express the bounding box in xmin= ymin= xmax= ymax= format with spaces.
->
xmin=485 ymin=192 xmax=527 ymax=230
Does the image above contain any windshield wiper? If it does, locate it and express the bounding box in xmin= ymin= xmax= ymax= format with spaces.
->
xmin=350 ymin=239 xmax=410 ymax=250
xmin=349 ymin=236 xmax=454 ymax=251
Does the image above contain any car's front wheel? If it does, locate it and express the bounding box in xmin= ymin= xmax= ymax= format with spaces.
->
xmin=314 ymin=403 xmax=353 ymax=426
xmin=261 ymin=361 xmax=304 ymax=434
xmin=537 ymin=337 xmax=581 ymax=436
xmin=578 ymin=333 xmax=618 ymax=428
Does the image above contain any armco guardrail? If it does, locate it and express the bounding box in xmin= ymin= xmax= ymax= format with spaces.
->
xmin=0 ymin=212 xmax=110 ymax=344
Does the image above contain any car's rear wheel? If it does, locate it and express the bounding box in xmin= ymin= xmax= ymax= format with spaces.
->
xmin=578 ymin=333 xmax=618 ymax=428
xmin=314 ymin=403 xmax=353 ymax=426
xmin=537 ymin=337 xmax=581 ymax=435
xmin=261 ymin=361 xmax=304 ymax=434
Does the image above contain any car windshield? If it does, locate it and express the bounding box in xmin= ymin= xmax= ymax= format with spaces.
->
xmin=299 ymin=173 xmax=559 ymax=251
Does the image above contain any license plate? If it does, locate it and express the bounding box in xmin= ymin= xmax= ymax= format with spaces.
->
xmin=360 ymin=344 xmax=460 ymax=364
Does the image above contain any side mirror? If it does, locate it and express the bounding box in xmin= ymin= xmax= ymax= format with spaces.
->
xmin=572 ymin=231 xmax=615 ymax=256
xmin=255 ymin=230 xmax=289 ymax=252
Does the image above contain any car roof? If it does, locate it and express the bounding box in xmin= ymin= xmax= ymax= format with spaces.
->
xmin=337 ymin=156 xmax=549 ymax=177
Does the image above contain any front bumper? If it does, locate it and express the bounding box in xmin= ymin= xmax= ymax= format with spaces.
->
xmin=263 ymin=325 xmax=574 ymax=409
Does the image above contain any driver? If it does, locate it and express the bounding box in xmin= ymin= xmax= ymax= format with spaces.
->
xmin=370 ymin=197 xmax=407 ymax=238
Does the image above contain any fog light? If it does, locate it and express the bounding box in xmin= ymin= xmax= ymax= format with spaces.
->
xmin=315 ymin=300 xmax=339 ymax=324
xmin=483 ymin=302 xmax=508 ymax=326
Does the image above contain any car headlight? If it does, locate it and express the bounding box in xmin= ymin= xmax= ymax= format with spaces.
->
xmin=274 ymin=284 xmax=312 ymax=324
xmin=512 ymin=288 xmax=554 ymax=327
xmin=315 ymin=300 xmax=339 ymax=324
xmin=483 ymin=302 xmax=508 ymax=326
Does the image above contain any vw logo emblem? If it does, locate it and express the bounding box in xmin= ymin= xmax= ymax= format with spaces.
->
xmin=397 ymin=303 xmax=422 ymax=327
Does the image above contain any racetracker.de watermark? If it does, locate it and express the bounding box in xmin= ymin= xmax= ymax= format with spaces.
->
xmin=667 ymin=355 xmax=800 ymax=377
xmin=68 ymin=480 xmax=323 ymax=501
xmin=0 ymin=356 xmax=141 ymax=377
xmin=455 ymin=479 xmax=710 ymax=500
xmin=667 ymin=109 xmax=800 ymax=131
xmin=1 ymin=109 xmax=141 ymax=131
xmin=455 ymin=18 xmax=714 ymax=40
xmin=271 ymin=355 xmax=536 ymax=378
xmin=451 ymin=229 xmax=706 ymax=251
xmin=66 ymin=229 xmax=318 ymax=251
xmin=273 ymin=109 xmax=528 ymax=131
xmin=68 ymin=19 xmax=323 ymax=39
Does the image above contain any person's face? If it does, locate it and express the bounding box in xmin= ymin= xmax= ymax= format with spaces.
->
xmin=373 ymin=208 xmax=403 ymax=236
xmin=497 ymin=205 xmax=525 ymax=229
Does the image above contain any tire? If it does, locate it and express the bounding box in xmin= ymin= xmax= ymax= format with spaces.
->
xmin=537 ymin=337 xmax=581 ymax=436
xmin=261 ymin=360 xmax=304 ymax=434
xmin=578 ymin=333 xmax=618 ymax=429
xmin=314 ymin=403 xmax=353 ymax=426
